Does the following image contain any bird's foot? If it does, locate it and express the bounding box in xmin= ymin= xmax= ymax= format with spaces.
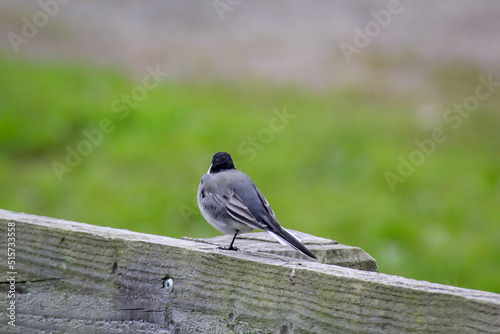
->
xmin=217 ymin=246 xmax=240 ymax=252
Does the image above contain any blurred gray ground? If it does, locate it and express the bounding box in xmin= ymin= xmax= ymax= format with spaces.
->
xmin=1 ymin=0 xmax=499 ymax=95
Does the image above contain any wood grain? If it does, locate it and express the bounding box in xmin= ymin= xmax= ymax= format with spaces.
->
xmin=0 ymin=209 xmax=499 ymax=333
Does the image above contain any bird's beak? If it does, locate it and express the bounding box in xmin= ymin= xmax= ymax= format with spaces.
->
xmin=207 ymin=164 xmax=212 ymax=174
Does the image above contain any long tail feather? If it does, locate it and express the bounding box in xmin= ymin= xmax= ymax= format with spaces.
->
xmin=267 ymin=228 xmax=316 ymax=259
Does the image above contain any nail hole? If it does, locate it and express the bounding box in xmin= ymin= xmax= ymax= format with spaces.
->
xmin=110 ymin=261 xmax=118 ymax=274
xmin=163 ymin=277 xmax=174 ymax=293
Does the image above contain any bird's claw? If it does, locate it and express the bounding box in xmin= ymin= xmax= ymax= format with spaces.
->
xmin=217 ymin=246 xmax=240 ymax=252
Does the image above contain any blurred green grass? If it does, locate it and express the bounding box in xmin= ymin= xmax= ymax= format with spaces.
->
xmin=1 ymin=55 xmax=499 ymax=293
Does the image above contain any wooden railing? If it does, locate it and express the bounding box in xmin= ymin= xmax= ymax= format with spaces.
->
xmin=0 ymin=209 xmax=499 ymax=333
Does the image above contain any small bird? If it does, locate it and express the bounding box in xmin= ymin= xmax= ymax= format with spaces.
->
xmin=197 ymin=152 xmax=316 ymax=259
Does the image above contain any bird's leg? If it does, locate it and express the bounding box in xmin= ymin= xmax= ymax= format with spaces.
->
xmin=218 ymin=231 xmax=239 ymax=251
xmin=228 ymin=231 xmax=238 ymax=250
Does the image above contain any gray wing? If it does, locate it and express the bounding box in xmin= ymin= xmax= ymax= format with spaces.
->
xmin=225 ymin=190 xmax=266 ymax=230
xmin=205 ymin=184 xmax=266 ymax=231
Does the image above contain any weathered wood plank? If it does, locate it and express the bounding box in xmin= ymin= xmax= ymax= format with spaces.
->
xmin=0 ymin=209 xmax=499 ymax=333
